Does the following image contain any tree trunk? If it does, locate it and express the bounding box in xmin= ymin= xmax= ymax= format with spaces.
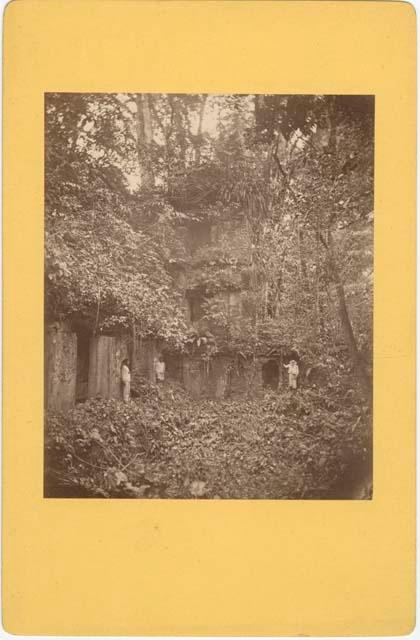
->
xmin=135 ymin=93 xmax=154 ymax=190
xmin=171 ymin=95 xmax=188 ymax=172
xmin=327 ymin=231 xmax=372 ymax=403
xmin=297 ymin=225 xmax=309 ymax=288
xmin=130 ymin=319 xmax=137 ymax=369
xmin=194 ymin=95 xmax=207 ymax=165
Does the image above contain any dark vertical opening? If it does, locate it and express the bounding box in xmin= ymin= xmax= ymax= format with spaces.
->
xmin=262 ymin=359 xmax=279 ymax=390
xmin=189 ymin=221 xmax=212 ymax=254
xmin=188 ymin=295 xmax=206 ymax=323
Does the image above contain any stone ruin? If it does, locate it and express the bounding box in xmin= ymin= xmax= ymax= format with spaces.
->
xmin=45 ymin=213 xmax=294 ymax=411
xmin=45 ymin=322 xmax=293 ymax=411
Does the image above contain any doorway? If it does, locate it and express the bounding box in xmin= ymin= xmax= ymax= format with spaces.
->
xmin=262 ymin=359 xmax=279 ymax=390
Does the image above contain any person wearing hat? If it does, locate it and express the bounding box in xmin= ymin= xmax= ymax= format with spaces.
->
xmin=284 ymin=359 xmax=299 ymax=390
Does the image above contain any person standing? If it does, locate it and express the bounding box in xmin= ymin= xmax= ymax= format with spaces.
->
xmin=121 ymin=359 xmax=131 ymax=402
xmin=154 ymin=355 xmax=166 ymax=384
xmin=284 ymin=359 xmax=299 ymax=390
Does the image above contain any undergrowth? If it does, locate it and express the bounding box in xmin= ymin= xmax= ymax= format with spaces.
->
xmin=45 ymin=377 xmax=371 ymax=499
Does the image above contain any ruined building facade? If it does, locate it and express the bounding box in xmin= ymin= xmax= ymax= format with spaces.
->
xmin=45 ymin=212 xmax=289 ymax=411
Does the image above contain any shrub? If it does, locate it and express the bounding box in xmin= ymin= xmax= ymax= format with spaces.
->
xmin=45 ymin=380 xmax=371 ymax=499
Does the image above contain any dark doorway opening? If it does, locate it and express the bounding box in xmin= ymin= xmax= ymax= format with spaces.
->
xmin=189 ymin=221 xmax=212 ymax=253
xmin=262 ymin=359 xmax=279 ymax=390
xmin=187 ymin=294 xmax=206 ymax=323
xmin=76 ymin=332 xmax=90 ymax=402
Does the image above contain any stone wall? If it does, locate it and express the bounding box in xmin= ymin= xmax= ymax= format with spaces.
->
xmin=210 ymin=218 xmax=251 ymax=261
xmin=76 ymin=332 xmax=90 ymax=402
xmin=227 ymin=358 xmax=263 ymax=397
xmin=46 ymin=327 xmax=164 ymax=408
xmin=45 ymin=323 xmax=77 ymax=411
xmin=180 ymin=354 xmax=279 ymax=399
xmin=182 ymin=356 xmax=231 ymax=399
xmin=87 ymin=335 xmax=129 ymax=400
xmin=46 ymin=322 xmax=288 ymax=407
xmin=180 ymin=354 xmax=291 ymax=399
xmin=132 ymin=337 xmax=158 ymax=383
xmin=164 ymin=353 xmax=184 ymax=383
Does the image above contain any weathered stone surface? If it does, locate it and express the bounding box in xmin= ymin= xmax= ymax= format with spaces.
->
xmin=76 ymin=332 xmax=90 ymax=402
xmin=164 ymin=354 xmax=184 ymax=383
xmin=228 ymin=358 xmax=263 ymax=397
xmin=132 ymin=337 xmax=157 ymax=383
xmin=179 ymin=354 xmax=279 ymax=400
xmin=45 ymin=323 xmax=77 ymax=411
xmin=182 ymin=356 xmax=230 ymax=399
xmin=87 ymin=335 xmax=129 ymax=400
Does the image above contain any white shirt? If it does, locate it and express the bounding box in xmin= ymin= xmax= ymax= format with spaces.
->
xmin=121 ymin=364 xmax=131 ymax=383
xmin=155 ymin=361 xmax=165 ymax=380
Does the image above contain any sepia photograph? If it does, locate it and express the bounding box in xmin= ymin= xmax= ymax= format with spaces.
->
xmin=44 ymin=93 xmax=373 ymax=500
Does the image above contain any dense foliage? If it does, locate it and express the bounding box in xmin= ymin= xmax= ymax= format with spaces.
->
xmin=45 ymin=93 xmax=373 ymax=371
xmin=45 ymin=93 xmax=188 ymax=343
xmin=45 ymin=380 xmax=371 ymax=499
xmin=45 ymin=93 xmax=374 ymax=498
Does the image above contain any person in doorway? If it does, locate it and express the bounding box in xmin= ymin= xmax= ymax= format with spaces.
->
xmin=121 ymin=359 xmax=131 ymax=402
xmin=284 ymin=359 xmax=299 ymax=390
xmin=154 ymin=355 xmax=166 ymax=383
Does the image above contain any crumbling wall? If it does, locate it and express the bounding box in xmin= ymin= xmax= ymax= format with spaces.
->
xmin=210 ymin=218 xmax=251 ymax=261
xmin=168 ymin=264 xmax=190 ymax=321
xmin=188 ymin=220 xmax=212 ymax=254
xmin=45 ymin=322 xmax=77 ymax=411
xmin=182 ymin=357 xmax=205 ymax=398
xmin=227 ymin=358 xmax=264 ymax=397
xmin=211 ymin=357 xmax=231 ymax=399
xmin=46 ymin=326 xmax=161 ymax=407
xmin=76 ymin=332 xmax=90 ymax=402
xmin=164 ymin=354 xmax=184 ymax=383
xmin=182 ymin=356 xmax=233 ymax=399
xmin=133 ymin=337 xmax=157 ymax=383
xmin=180 ymin=353 xmax=276 ymax=400
xmin=87 ymin=335 xmax=129 ymax=400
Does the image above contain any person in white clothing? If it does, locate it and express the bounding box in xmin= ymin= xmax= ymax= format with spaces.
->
xmin=284 ymin=359 xmax=299 ymax=390
xmin=154 ymin=355 xmax=166 ymax=383
xmin=121 ymin=359 xmax=131 ymax=402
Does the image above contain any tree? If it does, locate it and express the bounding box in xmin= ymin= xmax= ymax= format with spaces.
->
xmin=251 ymin=94 xmax=374 ymax=399
xmin=45 ymin=92 xmax=374 ymax=397
xmin=45 ymin=93 xmax=187 ymax=347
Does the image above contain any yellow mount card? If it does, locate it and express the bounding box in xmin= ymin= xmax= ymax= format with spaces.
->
xmin=3 ymin=0 xmax=416 ymax=635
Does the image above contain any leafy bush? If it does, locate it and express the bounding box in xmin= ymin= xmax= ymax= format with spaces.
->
xmin=45 ymin=398 xmax=161 ymax=497
xmin=45 ymin=381 xmax=371 ymax=499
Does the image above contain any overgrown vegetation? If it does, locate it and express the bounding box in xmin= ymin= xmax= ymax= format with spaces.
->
xmin=45 ymin=375 xmax=371 ymax=500
xmin=45 ymin=93 xmax=373 ymax=498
